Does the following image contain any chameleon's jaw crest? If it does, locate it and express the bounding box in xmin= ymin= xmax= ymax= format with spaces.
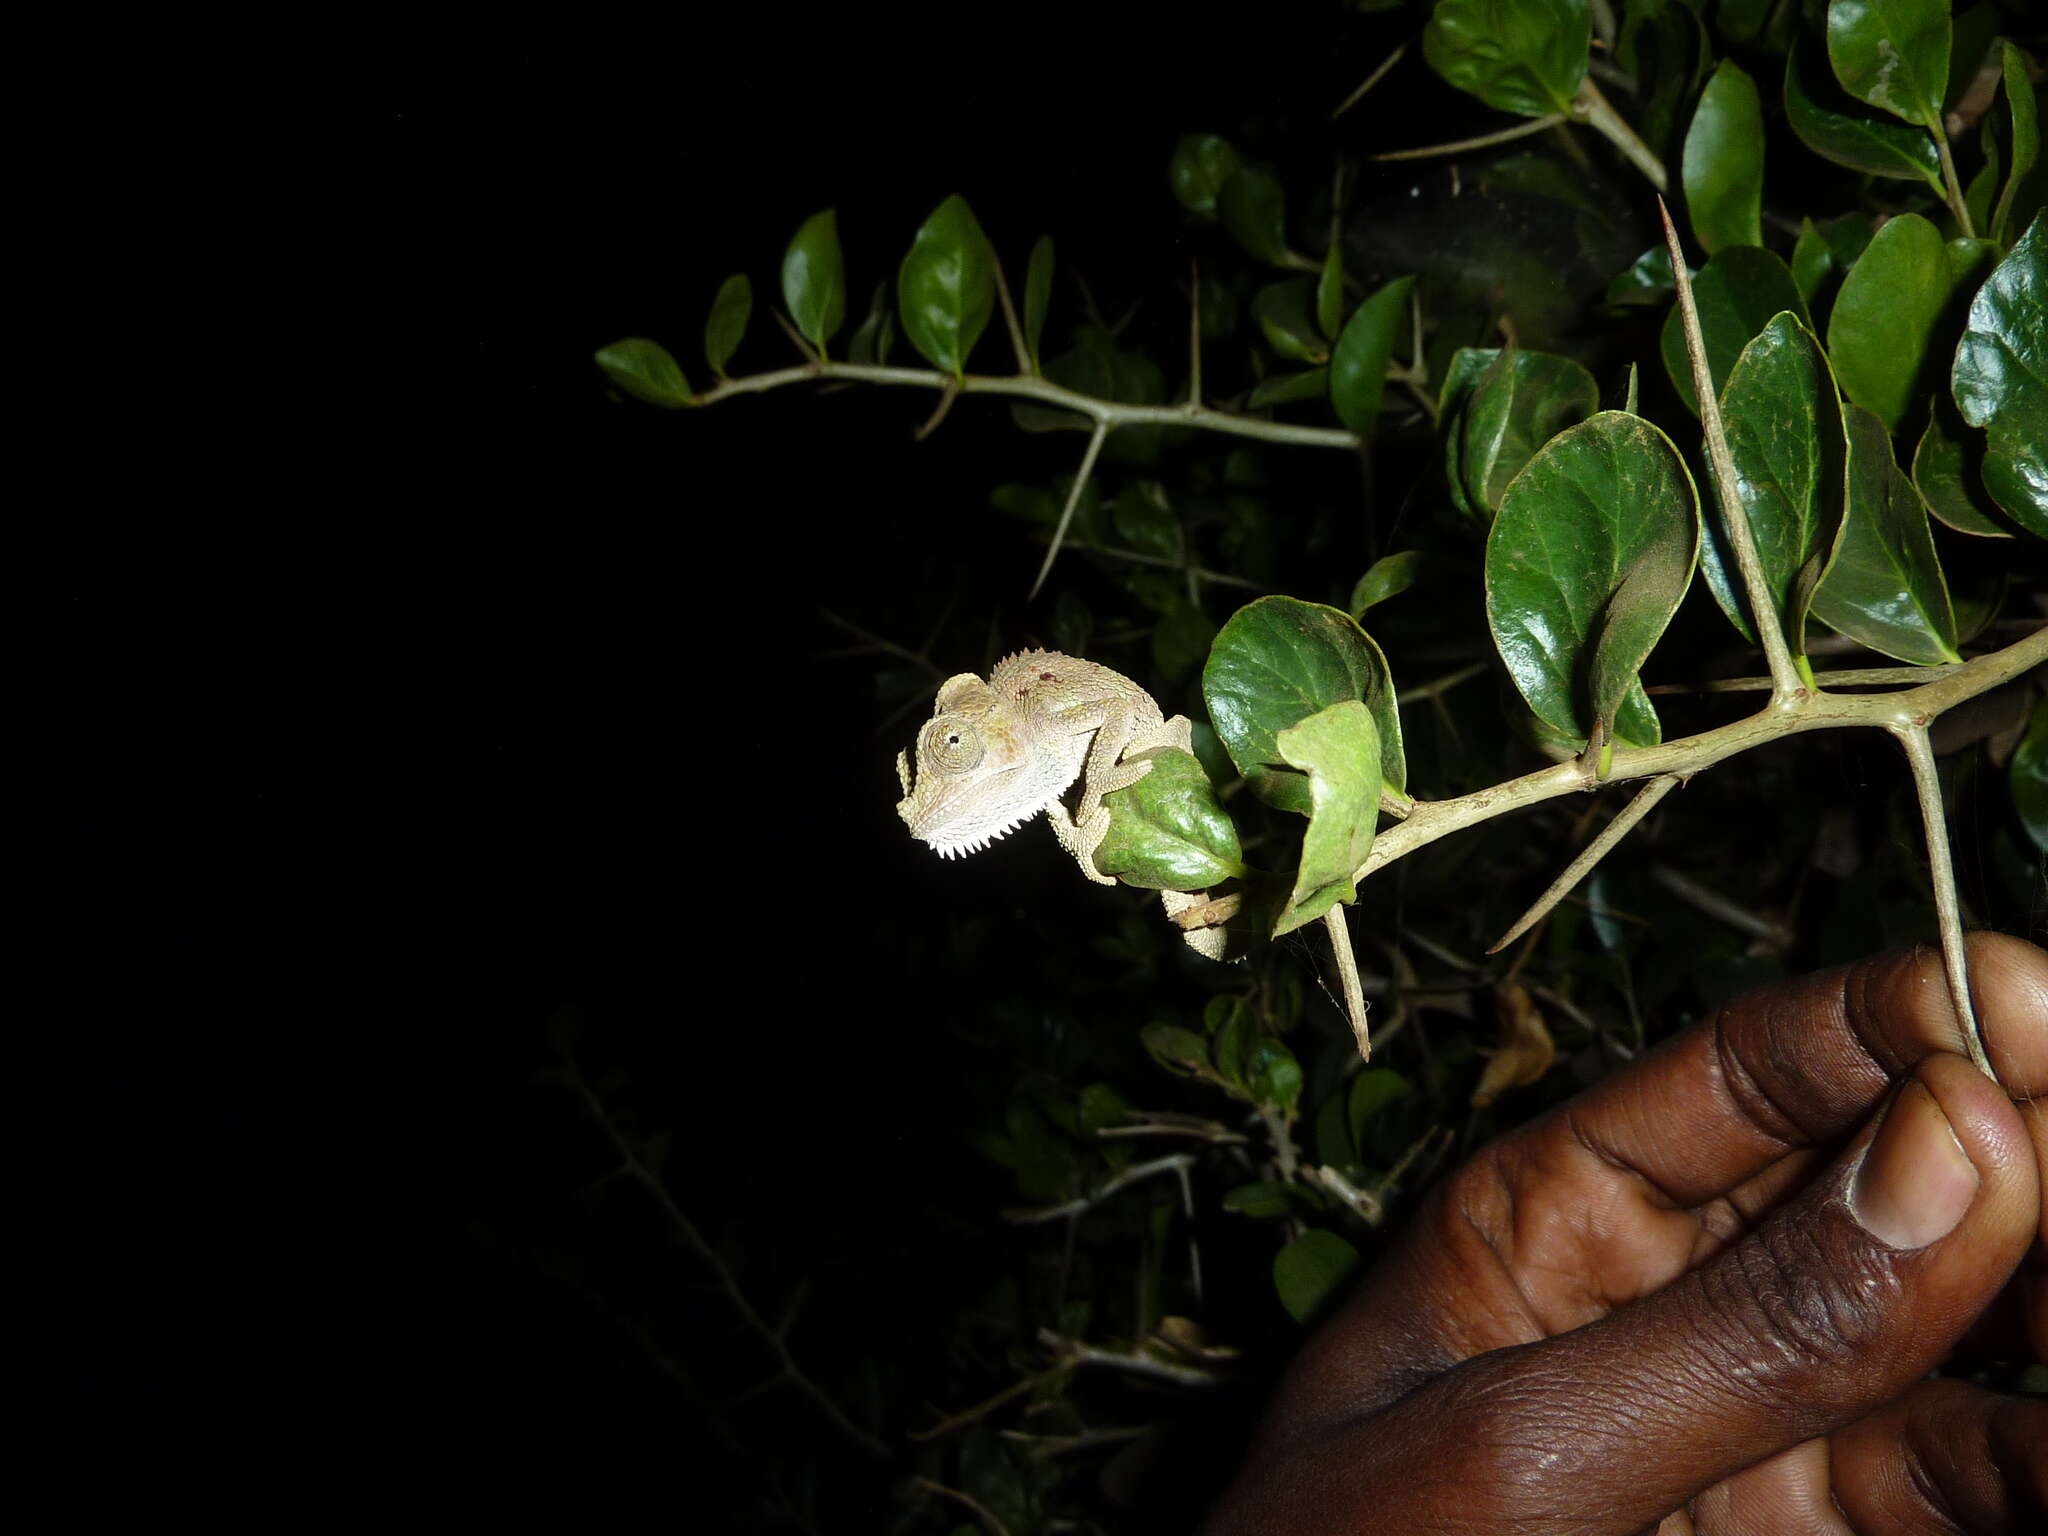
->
xmin=920 ymin=800 xmax=1053 ymax=861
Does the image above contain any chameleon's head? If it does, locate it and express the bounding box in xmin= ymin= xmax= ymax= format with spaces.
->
xmin=897 ymin=672 xmax=1062 ymax=859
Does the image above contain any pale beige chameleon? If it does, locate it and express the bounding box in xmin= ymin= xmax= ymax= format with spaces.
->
xmin=895 ymin=649 xmax=1228 ymax=958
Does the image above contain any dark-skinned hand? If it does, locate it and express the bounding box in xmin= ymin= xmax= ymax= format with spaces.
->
xmin=1205 ymin=935 xmax=2048 ymax=1534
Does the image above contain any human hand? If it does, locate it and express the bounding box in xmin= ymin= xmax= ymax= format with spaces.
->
xmin=1205 ymin=936 xmax=2048 ymax=1534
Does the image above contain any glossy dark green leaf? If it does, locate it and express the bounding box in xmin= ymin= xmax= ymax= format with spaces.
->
xmin=1992 ymin=42 xmax=2042 ymax=247
xmin=846 ymin=282 xmax=894 ymax=366
xmin=1605 ymin=244 xmax=1679 ymax=307
xmin=1347 ymin=1068 xmax=1413 ymax=1152
xmin=1829 ymin=214 xmax=1953 ymax=433
xmin=1811 ymin=406 xmax=1962 ymax=663
xmin=1792 ymin=219 xmax=1833 ymax=304
xmin=1706 ymin=313 xmax=1847 ymax=651
xmin=1272 ymin=1229 xmax=1361 ymax=1323
xmin=1422 ymin=0 xmax=1591 ymax=117
xmin=1218 ymin=167 xmax=1292 ymax=265
xmin=1271 ymin=703 xmax=1379 ymax=936
xmin=897 ymin=195 xmax=995 ymax=376
xmin=2014 ymin=703 xmax=2048 ymax=854
xmin=1317 ymin=235 xmax=1346 ymax=340
xmin=1950 ymin=215 xmax=2048 ymax=537
xmin=1328 ymin=275 xmax=1415 ymax=437
xmin=1141 ymin=1023 xmax=1211 ymax=1078
xmin=1202 ymin=596 xmax=1406 ymax=812
xmin=704 ymin=273 xmax=751 ymax=379
xmin=1684 ymin=60 xmax=1765 ymax=253
xmin=1349 ymin=550 xmax=1424 ymax=616
xmin=1253 ymin=278 xmax=1329 ymax=364
xmin=1455 ymin=348 xmax=1601 ymax=516
xmin=1783 ymin=38 xmax=1943 ymax=186
xmin=1439 ymin=346 xmax=1501 ymax=515
xmin=1170 ymin=133 xmax=1242 ymax=218
xmin=1826 ymin=0 xmax=1951 ymax=127
xmin=1615 ymin=0 xmax=1709 ymax=156
xmin=1023 ymin=236 xmax=1054 ymax=374
xmin=1913 ymin=397 xmax=2012 ymax=537
xmin=1246 ymin=1038 xmax=1305 ymax=1115
xmin=594 ymin=337 xmax=693 ymax=407
xmin=1944 ymin=5 xmax=2000 ymax=112
xmin=781 ymin=209 xmax=846 ymax=353
xmin=1247 ymin=368 xmax=1332 ymax=410
xmin=1097 ymin=748 xmax=1246 ymax=891
xmin=1486 ymin=411 xmax=1700 ymax=748
xmin=1660 ymin=246 xmax=1808 ymax=414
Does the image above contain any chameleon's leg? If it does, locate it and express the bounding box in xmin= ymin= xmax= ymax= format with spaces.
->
xmin=1046 ymin=798 xmax=1120 ymax=885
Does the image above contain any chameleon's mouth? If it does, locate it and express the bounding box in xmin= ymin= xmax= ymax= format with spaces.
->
xmin=926 ymin=808 xmax=1041 ymax=859
xmin=908 ymin=784 xmax=1063 ymax=859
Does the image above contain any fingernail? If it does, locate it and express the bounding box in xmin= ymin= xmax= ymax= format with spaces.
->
xmin=1850 ymin=1080 xmax=1979 ymax=1250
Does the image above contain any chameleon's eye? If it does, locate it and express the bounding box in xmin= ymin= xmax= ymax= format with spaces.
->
xmin=927 ymin=718 xmax=984 ymax=773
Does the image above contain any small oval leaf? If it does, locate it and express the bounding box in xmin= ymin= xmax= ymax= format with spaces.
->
xmin=1422 ymin=0 xmax=1591 ymax=118
xmin=1951 ymin=215 xmax=2048 ymax=538
xmin=704 ymin=273 xmax=752 ymax=379
xmin=1660 ymin=245 xmax=1809 ymax=415
xmin=1272 ymin=703 xmax=1380 ymax=937
xmin=1097 ymin=749 xmax=1246 ymax=891
xmin=1683 ymin=60 xmax=1765 ymax=254
xmin=595 ymin=337 xmax=693 ymax=408
xmin=1827 ymin=212 xmax=1954 ymax=434
xmin=1328 ymin=275 xmax=1415 ymax=438
xmin=1782 ymin=37 xmax=1943 ymax=186
xmin=1170 ymin=134 xmax=1242 ymax=218
xmin=1272 ymin=1229 xmax=1361 ymax=1323
xmin=898 ymin=195 xmax=996 ymax=376
xmin=782 ymin=209 xmax=846 ymax=353
xmin=1826 ymin=0 xmax=1951 ymax=128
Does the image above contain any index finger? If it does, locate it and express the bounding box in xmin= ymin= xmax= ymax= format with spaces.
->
xmin=1554 ymin=933 xmax=2048 ymax=1210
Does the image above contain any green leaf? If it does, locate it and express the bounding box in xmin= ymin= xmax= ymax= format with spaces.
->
xmin=1485 ymin=411 xmax=1700 ymax=748
xmin=1153 ymin=600 xmax=1219 ymax=683
xmin=1141 ymin=1023 xmax=1211 ymax=1078
xmin=1218 ymin=167 xmax=1292 ymax=265
xmin=1422 ymin=0 xmax=1591 ymax=117
xmin=2013 ymin=703 xmax=2048 ymax=854
xmin=1024 ymin=236 xmax=1054 ymax=374
xmin=1272 ymin=1230 xmax=1361 ymax=1323
xmin=1826 ymin=0 xmax=1951 ymax=128
xmin=1811 ymin=406 xmax=1962 ymax=664
xmin=846 ymin=283 xmax=894 ymax=366
xmin=1272 ymin=703 xmax=1380 ymax=937
xmin=1913 ymin=397 xmax=2012 ymax=537
xmin=1660 ymin=246 xmax=1809 ymax=415
xmin=594 ymin=337 xmax=693 ymax=407
xmin=1247 ymin=368 xmax=1332 ymax=410
xmin=1615 ymin=0 xmax=1709 ymax=157
xmin=1203 ymin=596 xmax=1407 ymax=812
xmin=1993 ymin=43 xmax=2042 ymax=249
xmin=1783 ymin=38 xmax=1943 ymax=186
xmin=1078 ymin=1081 xmax=1131 ymax=1134
xmin=1684 ymin=60 xmax=1765 ymax=253
xmin=1223 ymin=1181 xmax=1321 ymax=1218
xmin=1792 ymin=219 xmax=1834 ymax=305
xmin=1347 ymin=1068 xmax=1413 ymax=1153
xmin=1707 ymin=313 xmax=1847 ymax=651
xmin=1097 ymin=750 xmax=1246 ymax=891
xmin=1454 ymin=348 xmax=1601 ymax=517
xmin=1328 ymin=275 xmax=1415 ymax=437
xmin=1246 ymin=1038 xmax=1305 ymax=1115
xmin=704 ymin=274 xmax=752 ymax=379
xmin=1170 ymin=133 xmax=1242 ymax=218
xmin=1253 ymin=278 xmax=1329 ymax=364
xmin=781 ymin=209 xmax=846 ymax=354
xmin=1349 ymin=550 xmax=1424 ymax=616
xmin=1951 ymin=215 xmax=2048 ymax=537
xmin=1822 ymin=212 xmax=1879 ymax=270
xmin=897 ymin=195 xmax=996 ymax=376
xmin=1827 ymin=213 xmax=1955 ymax=434
xmin=1317 ymin=235 xmax=1346 ymax=340
xmin=1606 ymin=244 xmax=1679 ymax=307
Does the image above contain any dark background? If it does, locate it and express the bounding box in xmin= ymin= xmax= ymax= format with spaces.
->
xmin=59 ymin=2 xmax=1446 ymax=1512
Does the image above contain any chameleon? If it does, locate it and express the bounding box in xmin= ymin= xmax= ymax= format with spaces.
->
xmin=895 ymin=649 xmax=1230 ymax=958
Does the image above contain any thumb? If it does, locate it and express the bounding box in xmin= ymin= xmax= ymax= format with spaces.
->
xmin=1374 ymin=1052 xmax=2037 ymax=1533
